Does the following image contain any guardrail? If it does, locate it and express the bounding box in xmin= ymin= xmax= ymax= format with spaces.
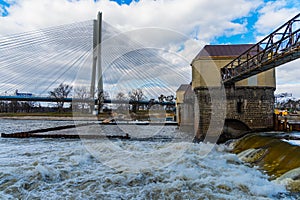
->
xmin=0 ymin=96 xmax=176 ymax=105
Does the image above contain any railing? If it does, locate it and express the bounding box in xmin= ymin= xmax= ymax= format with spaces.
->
xmin=221 ymin=13 xmax=300 ymax=84
xmin=0 ymin=95 xmax=176 ymax=105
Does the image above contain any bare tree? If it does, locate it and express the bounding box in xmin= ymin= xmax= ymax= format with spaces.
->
xmin=49 ymin=83 xmax=73 ymax=112
xmin=9 ymin=101 xmax=19 ymax=113
xmin=129 ymin=88 xmax=146 ymax=113
xmin=165 ymin=95 xmax=175 ymax=111
xmin=74 ymin=86 xmax=90 ymax=113
xmin=19 ymin=101 xmax=35 ymax=113
xmin=157 ymin=94 xmax=175 ymax=111
xmin=116 ymin=92 xmax=127 ymax=111
xmin=158 ymin=94 xmax=165 ymax=103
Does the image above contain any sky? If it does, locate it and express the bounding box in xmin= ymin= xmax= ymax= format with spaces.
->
xmin=0 ymin=0 xmax=300 ymax=97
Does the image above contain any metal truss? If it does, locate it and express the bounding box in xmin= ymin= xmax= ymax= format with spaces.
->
xmin=221 ymin=13 xmax=300 ymax=85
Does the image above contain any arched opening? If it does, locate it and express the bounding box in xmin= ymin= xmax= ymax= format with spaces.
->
xmin=218 ymin=119 xmax=251 ymax=143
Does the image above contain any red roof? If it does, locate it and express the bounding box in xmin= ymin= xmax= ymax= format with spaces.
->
xmin=194 ymin=44 xmax=256 ymax=60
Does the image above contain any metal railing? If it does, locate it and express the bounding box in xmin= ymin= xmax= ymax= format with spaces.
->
xmin=221 ymin=13 xmax=300 ymax=84
xmin=0 ymin=95 xmax=176 ymax=105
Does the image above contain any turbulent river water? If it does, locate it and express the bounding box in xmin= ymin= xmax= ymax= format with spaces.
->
xmin=0 ymin=119 xmax=299 ymax=199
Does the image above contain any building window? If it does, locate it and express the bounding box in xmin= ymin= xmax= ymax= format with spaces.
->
xmin=237 ymin=97 xmax=243 ymax=114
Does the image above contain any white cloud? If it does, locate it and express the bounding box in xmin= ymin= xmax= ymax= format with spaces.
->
xmin=0 ymin=0 xmax=262 ymax=41
xmin=276 ymin=82 xmax=300 ymax=99
xmin=276 ymin=59 xmax=300 ymax=98
xmin=254 ymin=0 xmax=299 ymax=37
xmin=277 ymin=61 xmax=300 ymax=85
xmin=0 ymin=0 xmax=263 ymax=71
xmin=1 ymin=0 xmax=300 ymax=96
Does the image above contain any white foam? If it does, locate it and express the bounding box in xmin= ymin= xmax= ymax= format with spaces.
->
xmin=277 ymin=167 xmax=300 ymax=181
xmin=282 ymin=139 xmax=300 ymax=146
xmin=0 ymin=120 xmax=291 ymax=199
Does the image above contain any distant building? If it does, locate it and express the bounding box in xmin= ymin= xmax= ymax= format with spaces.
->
xmin=15 ymin=90 xmax=32 ymax=97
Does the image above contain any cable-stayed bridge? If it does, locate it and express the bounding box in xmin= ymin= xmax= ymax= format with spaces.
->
xmin=0 ymin=95 xmax=174 ymax=106
xmin=0 ymin=12 xmax=187 ymax=107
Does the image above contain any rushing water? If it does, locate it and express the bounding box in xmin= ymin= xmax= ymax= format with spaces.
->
xmin=0 ymin=119 xmax=297 ymax=199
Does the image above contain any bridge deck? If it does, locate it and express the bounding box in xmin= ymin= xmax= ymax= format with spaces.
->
xmin=0 ymin=95 xmax=175 ymax=105
xmin=221 ymin=13 xmax=300 ymax=84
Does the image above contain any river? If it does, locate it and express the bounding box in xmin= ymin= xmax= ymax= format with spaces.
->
xmin=0 ymin=119 xmax=298 ymax=199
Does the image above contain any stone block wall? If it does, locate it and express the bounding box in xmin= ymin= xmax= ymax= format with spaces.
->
xmin=194 ymin=86 xmax=275 ymax=141
xmin=226 ymin=86 xmax=275 ymax=129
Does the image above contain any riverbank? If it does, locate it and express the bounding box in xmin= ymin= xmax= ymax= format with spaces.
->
xmin=0 ymin=112 xmax=73 ymax=117
xmin=0 ymin=115 xmax=75 ymax=121
xmin=0 ymin=112 xmax=98 ymax=121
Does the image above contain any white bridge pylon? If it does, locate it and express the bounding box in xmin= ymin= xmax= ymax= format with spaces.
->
xmin=90 ymin=12 xmax=103 ymax=100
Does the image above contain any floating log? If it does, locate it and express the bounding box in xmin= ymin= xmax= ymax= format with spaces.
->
xmin=0 ymin=122 xmax=131 ymax=140
xmin=1 ymin=132 xmax=130 ymax=140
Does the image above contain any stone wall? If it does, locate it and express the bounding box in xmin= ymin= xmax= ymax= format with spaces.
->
xmin=225 ymin=86 xmax=275 ymax=129
xmin=178 ymin=99 xmax=195 ymax=133
xmin=194 ymin=86 xmax=275 ymax=142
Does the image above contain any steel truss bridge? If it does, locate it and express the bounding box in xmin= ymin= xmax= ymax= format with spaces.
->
xmin=221 ymin=13 xmax=300 ymax=84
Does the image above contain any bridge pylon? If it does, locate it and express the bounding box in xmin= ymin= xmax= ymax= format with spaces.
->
xmin=90 ymin=12 xmax=103 ymax=112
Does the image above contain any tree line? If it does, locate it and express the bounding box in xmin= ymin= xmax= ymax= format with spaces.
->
xmin=0 ymin=83 xmax=176 ymax=114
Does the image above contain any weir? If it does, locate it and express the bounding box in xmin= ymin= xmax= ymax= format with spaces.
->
xmin=231 ymin=133 xmax=300 ymax=193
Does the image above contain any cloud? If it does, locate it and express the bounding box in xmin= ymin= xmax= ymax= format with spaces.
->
xmin=254 ymin=0 xmax=299 ymax=37
xmin=276 ymin=59 xmax=300 ymax=98
xmin=1 ymin=0 xmax=261 ymax=41
xmin=0 ymin=7 xmax=4 ymax=15
xmin=277 ymin=60 xmax=300 ymax=85
xmin=276 ymin=83 xmax=300 ymax=99
xmin=0 ymin=0 xmax=265 ymax=63
xmin=1 ymin=0 xmax=300 ymax=97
